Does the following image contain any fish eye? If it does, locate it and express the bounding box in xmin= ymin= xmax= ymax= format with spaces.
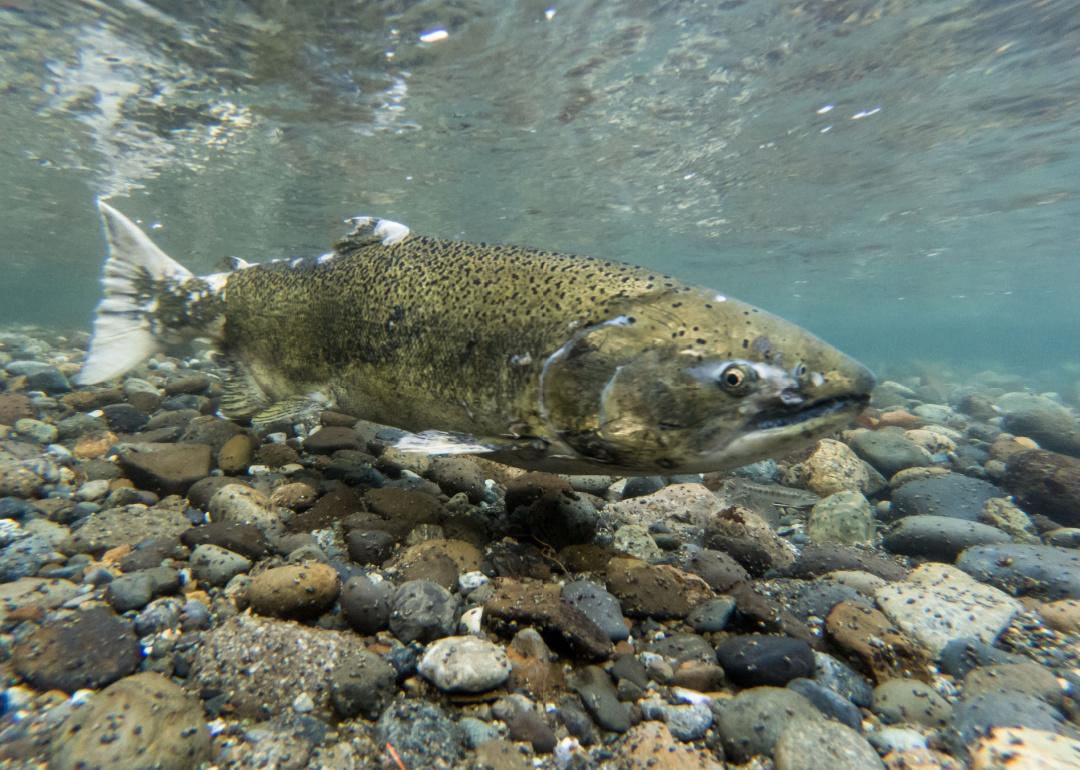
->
xmin=718 ymin=363 xmax=754 ymax=394
xmin=793 ymin=363 xmax=807 ymax=378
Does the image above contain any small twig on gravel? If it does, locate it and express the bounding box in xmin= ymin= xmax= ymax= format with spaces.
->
xmin=386 ymin=742 xmax=408 ymax=770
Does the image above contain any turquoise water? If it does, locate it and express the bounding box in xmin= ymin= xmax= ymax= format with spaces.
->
xmin=2 ymin=0 xmax=1078 ymax=384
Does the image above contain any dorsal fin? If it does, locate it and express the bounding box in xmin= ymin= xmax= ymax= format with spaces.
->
xmin=333 ymin=216 xmax=410 ymax=256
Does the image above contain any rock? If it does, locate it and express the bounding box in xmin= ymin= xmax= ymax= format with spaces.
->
xmin=947 ymin=691 xmax=1069 ymax=757
xmin=48 ymin=672 xmax=210 ymax=770
xmin=178 ymin=416 xmax=244 ymax=454
xmin=963 ymin=662 xmax=1064 ymax=707
xmin=777 ymin=544 xmax=907 ymax=581
xmin=825 ymin=601 xmax=930 ymax=683
xmin=938 ymin=637 xmax=1026 ymax=679
xmin=189 ymin=543 xmax=252 ymax=587
xmin=190 ymin=614 xmax=368 ymax=720
xmin=207 ymin=484 xmax=283 ymax=538
xmin=875 ymin=563 xmax=1021 ymax=657
xmin=716 ymin=686 xmax=822 ymax=763
xmin=362 ymin=486 xmax=443 ymax=538
xmin=704 ymin=504 xmax=796 ymax=574
xmin=774 ymin=716 xmax=885 ymax=770
xmin=484 ymin=578 xmax=612 ymax=660
xmin=269 ymin=481 xmax=318 ymax=510
xmin=611 ymin=524 xmax=662 ymax=562
xmin=389 ymin=579 xmax=458 ymax=643
xmin=347 ymin=528 xmax=396 ymax=565
xmin=304 ymin=426 xmax=362 ymax=453
xmin=850 ymin=430 xmax=932 ymax=477
xmin=0 ymin=577 xmax=79 ymax=621
xmin=715 ymin=635 xmax=815 ymax=687
xmin=418 ymin=635 xmax=512 ymax=693
xmin=613 ymin=722 xmax=725 ymax=770
xmin=0 ymin=393 xmax=34 ymax=424
xmin=807 ymin=490 xmax=875 ymax=545
xmin=787 ymin=677 xmax=862 ymax=729
xmin=14 ymin=417 xmax=58 ymax=444
xmin=12 ymin=607 xmax=139 ymax=692
xmin=340 ymin=574 xmax=394 ymax=634
xmin=561 ymin=580 xmax=628 ymax=641
xmin=680 ymin=548 xmax=751 ymax=592
xmin=116 ymin=442 xmax=212 ymax=495
xmin=891 ymin=473 xmax=1004 ymax=521
xmin=970 ymin=726 xmax=1080 ymax=770
xmin=802 ymin=438 xmax=887 ymax=496
xmin=883 ymin=515 xmax=1011 ymax=561
xmin=377 ymin=701 xmax=466 ymax=767
xmin=813 ymin=651 xmax=874 ymax=707
xmin=25 ymin=366 xmax=71 ymax=394
xmin=605 ymin=558 xmax=713 ymax=618
xmin=873 ymin=679 xmax=953 ymax=727
xmin=570 ymin=665 xmax=630 ymax=733
xmin=640 ymin=699 xmax=713 ymax=741
xmin=646 ymin=633 xmax=716 ymax=666
xmin=181 ymin=521 xmax=270 ymax=560
xmin=329 ymin=647 xmax=397 ymax=719
xmin=996 ymin=393 xmax=1080 ymax=456
xmin=105 ymin=571 xmax=156 ymax=612
xmin=979 ymin=497 xmax=1039 ymax=543
xmin=1004 ymin=450 xmax=1080 ymax=526
xmin=246 ymin=562 xmax=340 ymax=618
xmin=686 ymin=595 xmax=737 ymax=633
xmin=0 ymin=463 xmax=42 ymax=498
xmin=957 ymin=544 xmax=1080 ymax=600
xmin=605 ymin=483 xmax=723 ymax=529
xmin=72 ymin=504 xmax=191 ymax=554
xmin=216 ymin=433 xmax=254 ymax=474
xmin=428 ymin=456 xmax=487 ymax=502
xmin=1038 ymin=599 xmax=1080 ymax=634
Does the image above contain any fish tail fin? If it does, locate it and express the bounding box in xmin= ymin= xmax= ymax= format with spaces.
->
xmin=78 ymin=200 xmax=220 ymax=385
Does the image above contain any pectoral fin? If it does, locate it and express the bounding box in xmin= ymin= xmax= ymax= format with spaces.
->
xmin=394 ymin=430 xmax=499 ymax=455
xmin=218 ymin=361 xmax=270 ymax=422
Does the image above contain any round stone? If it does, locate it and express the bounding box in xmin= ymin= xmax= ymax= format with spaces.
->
xmin=189 ymin=543 xmax=252 ymax=587
xmin=329 ymin=647 xmax=397 ymax=719
xmin=714 ymin=635 xmax=815 ymax=687
xmin=246 ymin=562 xmax=340 ymax=618
xmin=873 ymin=679 xmax=953 ymax=727
xmin=389 ymin=579 xmax=458 ymax=643
xmin=773 ymin=717 xmax=885 ymax=770
xmin=716 ymin=686 xmax=822 ymax=763
xmin=418 ymin=635 xmax=512 ymax=693
xmin=340 ymin=574 xmax=394 ymax=634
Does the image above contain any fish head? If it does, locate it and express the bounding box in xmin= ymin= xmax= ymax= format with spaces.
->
xmin=539 ymin=288 xmax=875 ymax=473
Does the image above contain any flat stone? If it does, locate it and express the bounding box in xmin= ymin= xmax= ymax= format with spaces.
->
xmin=561 ymin=580 xmax=628 ymax=641
xmin=850 ymin=430 xmax=932 ymax=477
xmin=12 ymin=607 xmax=140 ymax=692
xmin=777 ymin=544 xmax=908 ymax=581
xmin=947 ymin=691 xmax=1069 ymax=757
xmin=181 ymin=521 xmax=270 ymax=560
xmin=613 ymin=722 xmax=725 ymax=770
xmin=207 ymin=484 xmax=283 ymax=538
xmin=704 ymin=505 xmax=796 ymax=575
xmin=957 ymin=544 xmax=1080 ymax=600
xmin=418 ymin=635 xmax=512 ymax=693
xmin=716 ymin=686 xmax=822 ymax=763
xmin=71 ymin=504 xmax=191 ymax=555
xmin=190 ymin=614 xmax=371 ymax=720
xmin=883 ymin=515 xmax=1011 ymax=561
xmin=875 ymin=563 xmax=1021 ymax=657
xmin=0 ymin=577 xmax=79 ymax=621
xmin=428 ymin=456 xmax=487 ymax=502
xmin=304 ymin=426 xmax=362 ymax=454
xmin=873 ymin=679 xmax=953 ymax=727
xmin=825 ymin=601 xmax=930 ymax=683
xmin=970 ymin=726 xmax=1080 ymax=770
xmin=247 ymin=562 xmax=340 ymax=618
xmin=216 ymin=433 xmax=254 ymax=474
xmin=774 ymin=716 xmax=885 ymax=770
xmin=49 ymin=672 xmax=210 ymax=770
xmin=1038 ymin=599 xmax=1080 ymax=634
xmin=377 ymin=700 xmax=466 ymax=769
xmin=605 ymin=482 xmax=723 ymax=528
xmin=605 ymin=558 xmax=713 ymax=618
xmin=787 ymin=677 xmax=862 ymax=729
xmin=484 ymin=578 xmax=611 ymax=660
xmin=679 ymin=548 xmax=750 ymax=592
xmin=117 ymin=442 xmax=211 ymax=495
xmin=891 ymin=473 xmax=1004 ymax=521
xmin=715 ymin=635 xmax=815 ymax=687
xmin=963 ymin=662 xmax=1064 ymax=708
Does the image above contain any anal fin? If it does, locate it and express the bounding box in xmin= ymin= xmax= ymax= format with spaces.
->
xmin=394 ymin=430 xmax=499 ymax=455
xmin=218 ymin=360 xmax=270 ymax=422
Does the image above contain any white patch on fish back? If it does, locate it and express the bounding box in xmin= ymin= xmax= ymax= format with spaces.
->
xmin=373 ymin=218 xmax=410 ymax=245
xmin=714 ymin=294 xmax=727 ymax=302
xmin=317 ymin=252 xmax=335 ymax=265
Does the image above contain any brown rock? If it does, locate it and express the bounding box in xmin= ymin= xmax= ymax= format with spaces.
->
xmin=362 ymin=487 xmax=444 ymax=538
xmin=73 ymin=431 xmax=119 ymax=459
xmin=390 ymin=539 xmax=482 ymax=578
xmin=289 ymin=485 xmax=364 ymax=531
xmin=1037 ymin=598 xmax=1080 ymax=634
xmin=605 ymin=558 xmax=713 ymax=618
xmin=59 ymin=387 xmax=123 ymax=412
xmin=825 ymin=600 xmax=931 ymax=683
xmin=0 ymin=393 xmax=34 ymax=424
xmin=970 ymin=726 xmax=1080 ymax=770
xmin=216 ymin=433 xmax=254 ymax=474
xmin=247 ymin=563 xmax=341 ymax=618
xmin=729 ymin=581 xmax=820 ymax=648
xmin=484 ymin=578 xmax=612 ymax=660
xmin=614 ymin=722 xmax=725 ymax=770
xmin=883 ymin=748 xmax=965 ymax=770
xmin=704 ymin=505 xmax=796 ymax=575
xmin=269 ymin=481 xmax=318 ymax=510
xmin=116 ymin=442 xmax=212 ymax=495
xmin=1005 ymin=449 xmax=1080 ymax=527
xmin=304 ymin=426 xmax=362 ymax=454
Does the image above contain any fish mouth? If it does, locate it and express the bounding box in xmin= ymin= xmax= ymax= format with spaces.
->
xmin=747 ymin=393 xmax=870 ymax=431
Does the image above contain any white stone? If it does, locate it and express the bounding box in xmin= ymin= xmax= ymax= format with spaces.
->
xmin=875 ymin=563 xmax=1021 ymax=657
xmin=418 ymin=635 xmax=511 ymax=693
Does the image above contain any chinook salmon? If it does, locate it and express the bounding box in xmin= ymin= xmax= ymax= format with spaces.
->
xmin=79 ymin=201 xmax=875 ymax=475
